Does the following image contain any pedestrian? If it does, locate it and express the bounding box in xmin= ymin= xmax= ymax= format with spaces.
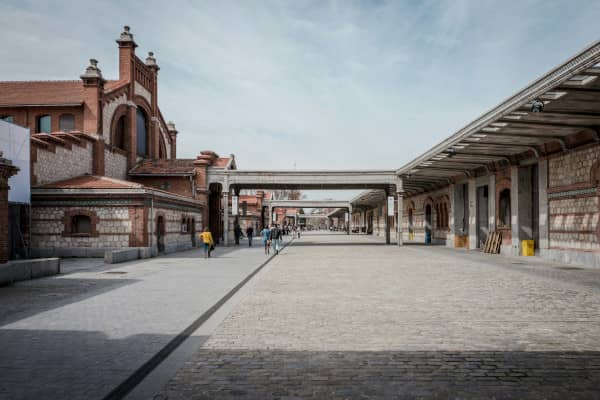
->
xmin=199 ymin=227 xmax=214 ymax=259
xmin=234 ymin=224 xmax=242 ymax=245
xmin=261 ymin=225 xmax=271 ymax=255
xmin=270 ymin=224 xmax=281 ymax=255
xmin=246 ymin=225 xmax=254 ymax=247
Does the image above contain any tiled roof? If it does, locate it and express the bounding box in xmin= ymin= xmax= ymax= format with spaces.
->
xmin=0 ymin=81 xmax=84 ymax=106
xmin=104 ymin=80 xmax=127 ymax=92
xmin=36 ymin=175 xmax=142 ymax=189
xmin=129 ymin=159 xmax=196 ymax=175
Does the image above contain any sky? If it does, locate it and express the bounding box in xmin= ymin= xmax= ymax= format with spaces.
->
xmin=2 ymin=1 xmax=600 ymax=189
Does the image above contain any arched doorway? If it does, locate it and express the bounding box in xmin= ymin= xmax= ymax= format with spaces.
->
xmin=408 ymin=208 xmax=414 ymax=240
xmin=190 ymin=218 xmax=196 ymax=246
xmin=208 ymin=183 xmax=222 ymax=243
xmin=425 ymin=204 xmax=432 ymax=243
xmin=156 ymin=215 xmax=165 ymax=253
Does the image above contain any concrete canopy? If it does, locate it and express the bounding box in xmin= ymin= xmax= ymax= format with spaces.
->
xmin=207 ymin=170 xmax=401 ymax=192
xmin=396 ymin=39 xmax=600 ymax=195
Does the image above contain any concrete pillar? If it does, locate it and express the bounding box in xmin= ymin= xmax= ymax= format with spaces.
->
xmin=397 ymin=195 xmax=403 ymax=246
xmin=510 ymin=166 xmax=520 ymax=256
xmin=488 ymin=174 xmax=496 ymax=233
xmin=538 ymin=159 xmax=549 ymax=250
xmin=468 ymin=178 xmax=477 ymax=250
xmin=223 ymin=191 xmax=229 ymax=246
xmin=385 ymin=194 xmax=391 ymax=245
xmin=447 ymin=184 xmax=455 ymax=247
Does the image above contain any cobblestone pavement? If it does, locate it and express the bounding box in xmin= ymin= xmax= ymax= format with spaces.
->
xmin=0 ymin=239 xmax=283 ymax=400
xmin=160 ymin=232 xmax=600 ymax=399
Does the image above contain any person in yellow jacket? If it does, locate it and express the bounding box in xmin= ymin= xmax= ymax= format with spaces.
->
xmin=199 ymin=227 xmax=214 ymax=258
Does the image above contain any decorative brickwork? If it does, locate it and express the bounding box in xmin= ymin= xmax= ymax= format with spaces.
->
xmin=548 ymin=146 xmax=600 ymax=251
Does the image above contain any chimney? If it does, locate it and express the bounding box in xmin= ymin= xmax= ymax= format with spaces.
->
xmin=116 ymin=25 xmax=137 ymax=82
xmin=80 ymin=59 xmax=104 ymax=135
xmin=167 ymin=121 xmax=178 ymax=159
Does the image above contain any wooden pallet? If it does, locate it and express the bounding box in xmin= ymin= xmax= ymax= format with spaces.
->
xmin=483 ymin=231 xmax=502 ymax=254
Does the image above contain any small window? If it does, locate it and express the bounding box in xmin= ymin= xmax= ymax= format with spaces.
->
xmin=71 ymin=215 xmax=91 ymax=234
xmin=1 ymin=115 xmax=14 ymax=123
xmin=37 ymin=115 xmax=51 ymax=133
xmin=59 ymin=114 xmax=75 ymax=132
xmin=242 ymin=201 xmax=248 ymax=216
xmin=498 ymin=189 xmax=511 ymax=227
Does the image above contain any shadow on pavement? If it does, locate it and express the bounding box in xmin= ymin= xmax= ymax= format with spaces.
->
xmin=159 ymin=349 xmax=600 ymax=400
xmin=0 ymin=328 xmax=210 ymax=400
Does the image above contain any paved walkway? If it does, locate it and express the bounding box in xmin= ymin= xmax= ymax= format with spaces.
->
xmin=160 ymin=232 xmax=600 ymax=399
xmin=0 ymin=238 xmax=284 ymax=400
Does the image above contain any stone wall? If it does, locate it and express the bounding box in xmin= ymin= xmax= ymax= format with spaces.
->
xmin=31 ymin=206 xmax=131 ymax=250
xmin=548 ymin=146 xmax=599 ymax=252
xmin=33 ymin=142 xmax=93 ymax=185
xmin=104 ymin=148 xmax=128 ymax=180
xmin=149 ymin=206 xmax=203 ymax=251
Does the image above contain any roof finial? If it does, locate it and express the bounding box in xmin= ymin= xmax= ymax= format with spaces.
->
xmin=145 ymin=51 xmax=158 ymax=68
xmin=81 ymin=58 xmax=103 ymax=80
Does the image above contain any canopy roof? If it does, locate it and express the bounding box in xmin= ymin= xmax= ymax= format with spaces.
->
xmin=397 ymin=39 xmax=600 ymax=195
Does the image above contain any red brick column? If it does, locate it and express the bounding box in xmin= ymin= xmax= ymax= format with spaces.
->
xmin=0 ymin=153 xmax=19 ymax=263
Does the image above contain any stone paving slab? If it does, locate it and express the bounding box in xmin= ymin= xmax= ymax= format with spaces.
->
xmin=159 ymin=232 xmax=600 ymax=399
xmin=0 ymin=240 xmax=284 ymax=400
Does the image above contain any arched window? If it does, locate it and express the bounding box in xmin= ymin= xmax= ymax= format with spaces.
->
xmin=59 ymin=114 xmax=75 ymax=132
xmin=1 ymin=115 xmax=14 ymax=123
xmin=71 ymin=215 xmax=91 ymax=234
xmin=498 ymin=189 xmax=511 ymax=227
xmin=37 ymin=115 xmax=51 ymax=133
xmin=114 ymin=115 xmax=127 ymax=150
xmin=136 ymin=108 xmax=148 ymax=156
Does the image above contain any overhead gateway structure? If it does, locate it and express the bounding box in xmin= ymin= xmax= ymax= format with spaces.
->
xmin=207 ymin=169 xmax=402 ymax=245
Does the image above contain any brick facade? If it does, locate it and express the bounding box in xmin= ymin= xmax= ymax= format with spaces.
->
xmin=547 ymin=146 xmax=600 ymax=251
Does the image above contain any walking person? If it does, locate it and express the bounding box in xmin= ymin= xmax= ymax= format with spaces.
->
xmin=261 ymin=225 xmax=271 ymax=255
xmin=234 ymin=224 xmax=242 ymax=245
xmin=246 ymin=225 xmax=254 ymax=247
xmin=271 ymin=224 xmax=281 ymax=255
xmin=199 ymin=227 xmax=214 ymax=259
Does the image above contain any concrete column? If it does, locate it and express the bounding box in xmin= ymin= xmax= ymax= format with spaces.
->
xmin=385 ymin=195 xmax=391 ymax=245
xmin=510 ymin=166 xmax=520 ymax=256
xmin=538 ymin=159 xmax=549 ymax=250
xmin=488 ymin=174 xmax=496 ymax=233
xmin=447 ymin=184 xmax=455 ymax=247
xmin=223 ymin=191 xmax=229 ymax=246
xmin=468 ymin=178 xmax=477 ymax=250
xmin=397 ymin=195 xmax=403 ymax=246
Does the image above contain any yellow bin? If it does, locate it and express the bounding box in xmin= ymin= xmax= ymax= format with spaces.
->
xmin=522 ymin=240 xmax=535 ymax=256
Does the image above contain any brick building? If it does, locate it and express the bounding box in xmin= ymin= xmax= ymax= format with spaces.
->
xmin=347 ymin=41 xmax=600 ymax=268
xmin=0 ymin=26 xmax=252 ymax=257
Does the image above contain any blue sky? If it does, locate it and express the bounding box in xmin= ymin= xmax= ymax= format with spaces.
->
xmin=2 ymin=0 xmax=600 ymax=175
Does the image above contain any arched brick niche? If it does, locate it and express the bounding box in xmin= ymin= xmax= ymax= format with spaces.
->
xmin=62 ymin=209 xmax=99 ymax=237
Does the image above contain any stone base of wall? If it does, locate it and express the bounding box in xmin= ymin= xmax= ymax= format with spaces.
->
xmin=31 ymin=247 xmax=110 ymax=258
xmin=540 ymin=249 xmax=600 ymax=269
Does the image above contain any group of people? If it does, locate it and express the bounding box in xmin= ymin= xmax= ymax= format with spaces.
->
xmin=199 ymin=223 xmax=304 ymax=259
